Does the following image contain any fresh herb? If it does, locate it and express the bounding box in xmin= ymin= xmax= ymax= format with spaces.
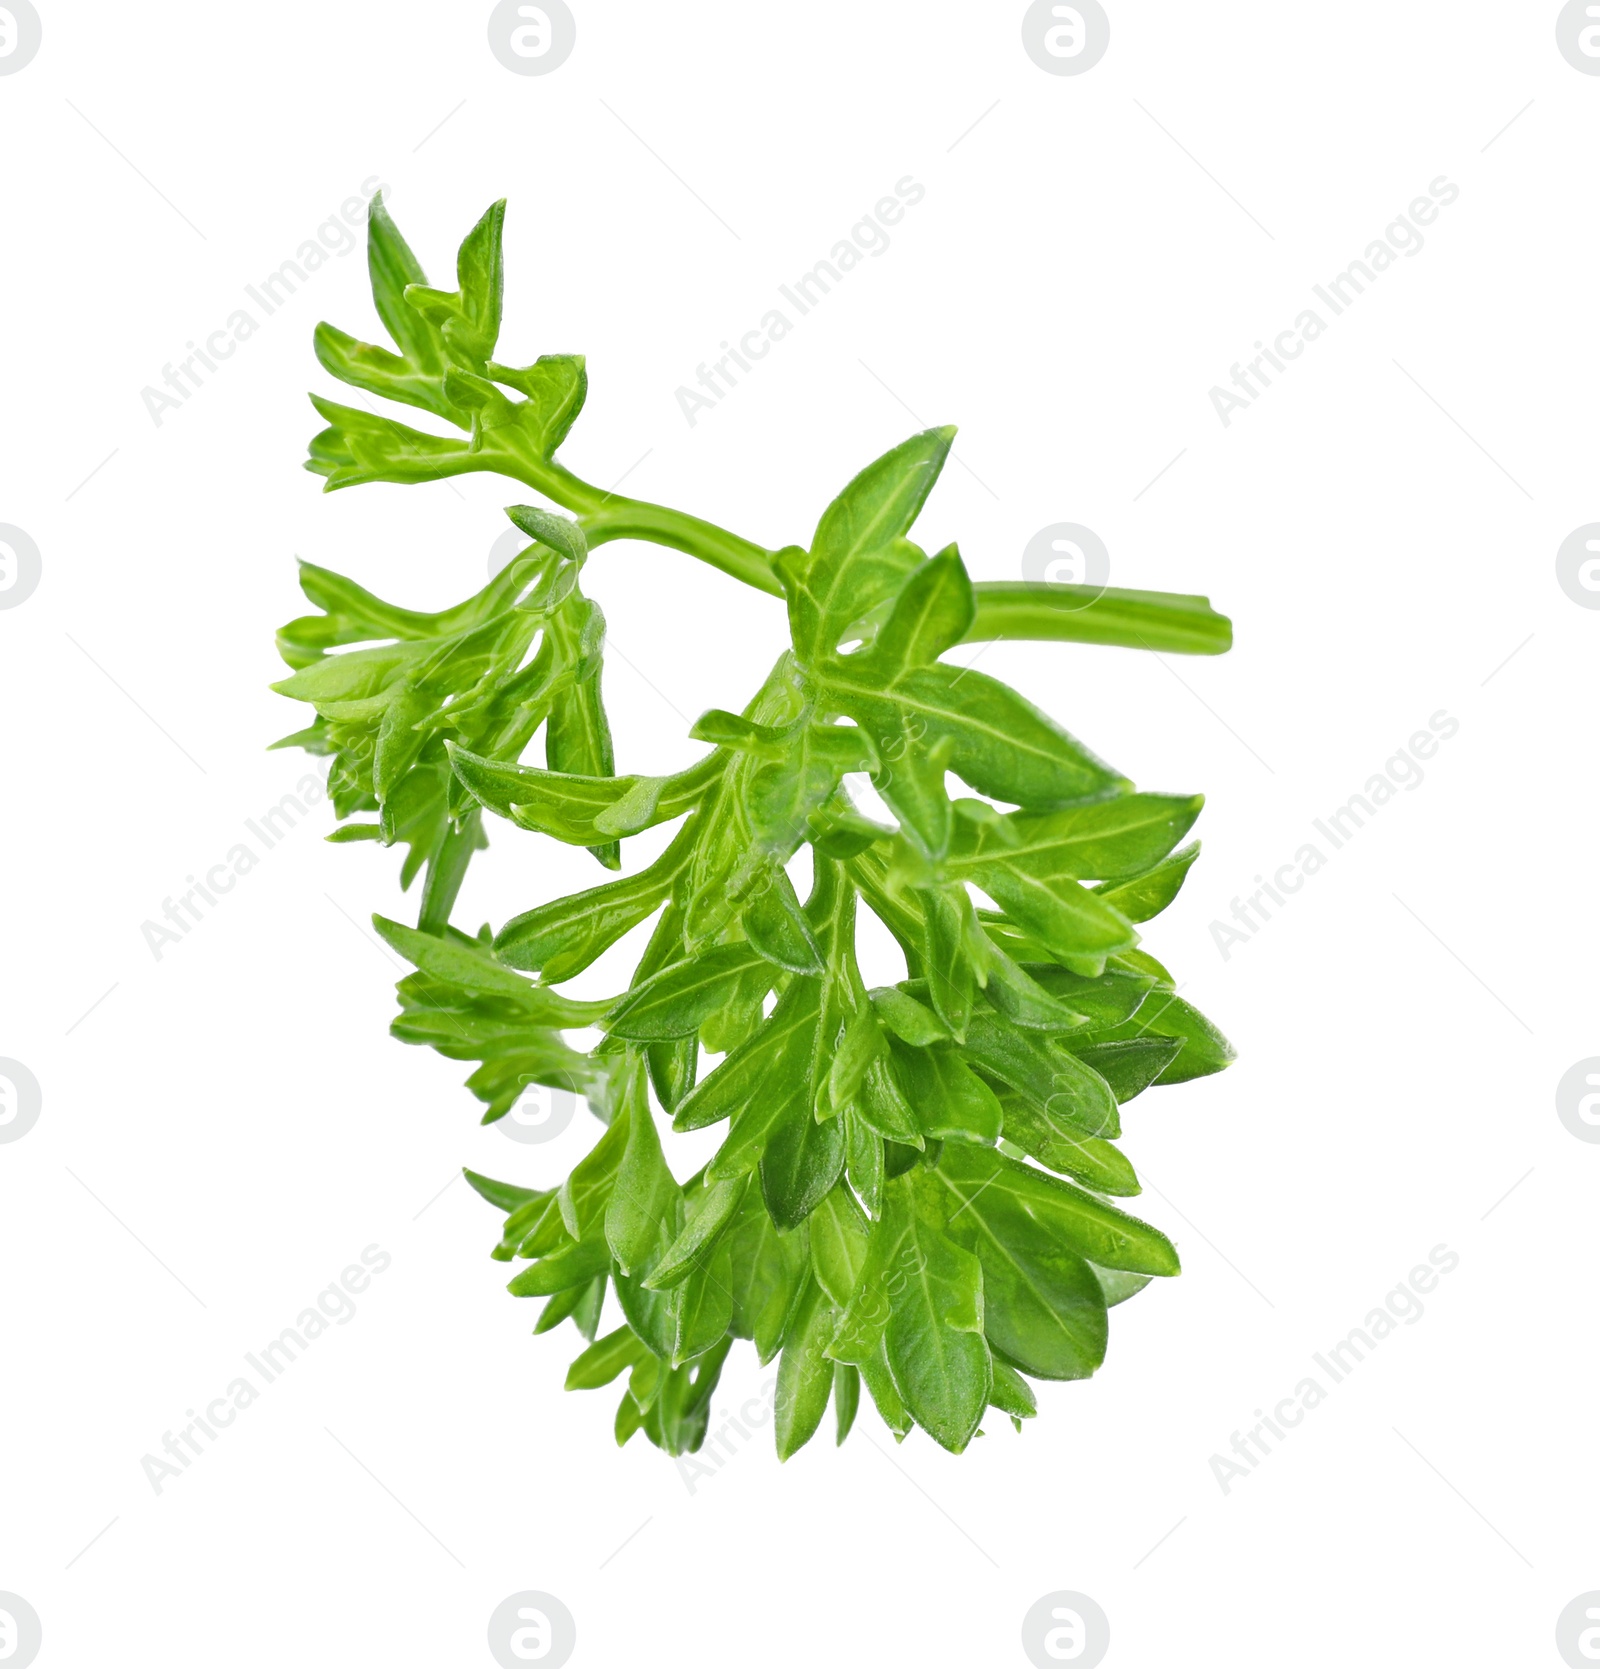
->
xmin=273 ymin=197 xmax=1235 ymax=1458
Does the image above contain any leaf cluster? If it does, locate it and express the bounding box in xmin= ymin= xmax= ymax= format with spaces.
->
xmin=275 ymin=199 xmax=1234 ymax=1459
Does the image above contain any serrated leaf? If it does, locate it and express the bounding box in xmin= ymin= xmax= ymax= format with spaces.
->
xmin=724 ymin=1196 xmax=812 ymax=1365
xmin=782 ymin=427 xmax=954 ymax=661
xmin=449 ymin=743 xmax=721 ymax=845
xmin=741 ymin=867 xmax=824 ymax=973
xmin=645 ymin=1174 xmax=748 ymax=1291
xmin=975 ymin=941 xmax=1092 ymax=1030
xmin=1091 ymin=1264 xmax=1155 ymax=1307
xmin=938 ymin=1142 xmax=1179 ymax=1276
xmin=501 ymin=1191 xmax=567 ymax=1260
xmin=402 ymin=198 xmax=504 ymax=366
xmin=646 ymin=1033 xmax=699 ymax=1113
xmin=271 ymin=639 xmax=426 ymax=706
xmin=1017 ymin=962 xmax=1156 ymax=1026
xmin=676 ymin=976 xmax=820 ymax=1138
xmin=996 ymin=1090 xmax=1140 ymax=1195
xmin=833 ymin=1363 xmax=862 ymax=1443
xmin=313 ymin=321 xmax=453 ymax=423
xmin=669 ymin=1242 xmax=733 ymax=1366
xmin=1065 ymin=1037 xmax=1184 ymax=1103
xmin=951 ymin=792 xmax=1203 ymax=885
xmin=888 ymin=1038 xmax=1004 ymax=1145
xmin=774 ymin=1280 xmax=838 ymax=1460
xmin=851 ymin=1054 xmax=923 ymax=1148
xmin=306 ymin=394 xmax=478 ymax=491
xmin=462 ymin=1168 xmax=545 ymax=1212
xmin=759 ymin=1095 xmax=844 ymax=1231
xmin=558 ymin=1104 xmax=630 ymax=1240
xmin=485 ymin=353 xmax=588 ymax=455
xmin=869 ymin=985 xmax=948 ymax=1046
xmin=494 ymin=819 xmax=690 ymax=979
xmin=921 ymin=886 xmax=978 ymax=1039
xmin=828 ymin=661 xmax=1128 ymax=814
xmin=534 ymin=1273 xmax=604 ymax=1337
xmin=366 ymin=193 xmax=451 ymax=382
xmin=774 ymin=1275 xmax=837 ymax=1462
xmin=828 ymin=1004 xmax=883 ymax=1111
xmin=809 ymin=1184 xmax=870 ymax=1307
xmin=689 ymin=708 xmax=788 ymax=753
xmin=880 ymin=1168 xmax=992 ymax=1452
xmin=988 ymin=1361 xmax=1038 ymax=1419
xmin=958 ymin=1009 xmax=1121 ymax=1140
xmin=605 ymin=1077 xmax=681 ymax=1277
xmin=843 ymin=1105 xmax=885 ymax=1220
xmin=1080 ymin=990 xmax=1236 ymax=1084
xmin=1093 ymin=839 xmax=1201 ymax=922
xmin=856 ymin=545 xmax=974 ymax=676
xmin=859 ymin=1340 xmax=912 ymax=1438
xmin=936 ymin=1158 xmax=1111 ymax=1380
xmin=608 ymin=942 xmax=770 ymax=1042
xmin=507 ymin=1234 xmax=610 ymax=1297
xmin=394 ymin=921 xmax=602 ymax=1013
xmin=565 ymin=1326 xmax=648 ymax=1390
xmin=613 ymin=1264 xmax=675 ymax=1360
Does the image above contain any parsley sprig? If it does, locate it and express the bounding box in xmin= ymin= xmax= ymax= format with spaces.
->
xmin=274 ymin=198 xmax=1234 ymax=1458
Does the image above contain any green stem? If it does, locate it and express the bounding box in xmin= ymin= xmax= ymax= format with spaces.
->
xmin=488 ymin=443 xmax=1233 ymax=655
xmin=491 ymin=448 xmax=784 ymax=597
xmin=964 ymin=583 xmax=1233 ymax=656
xmin=419 ymin=807 xmax=485 ymax=933
xmin=579 ymin=495 xmax=783 ymax=597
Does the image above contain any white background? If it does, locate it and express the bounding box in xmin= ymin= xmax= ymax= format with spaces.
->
xmin=2 ymin=3 xmax=1596 ymax=1665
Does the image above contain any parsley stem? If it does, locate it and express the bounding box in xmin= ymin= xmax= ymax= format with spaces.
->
xmin=501 ymin=453 xmax=785 ymax=597
xmin=578 ymin=495 xmax=783 ymax=598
